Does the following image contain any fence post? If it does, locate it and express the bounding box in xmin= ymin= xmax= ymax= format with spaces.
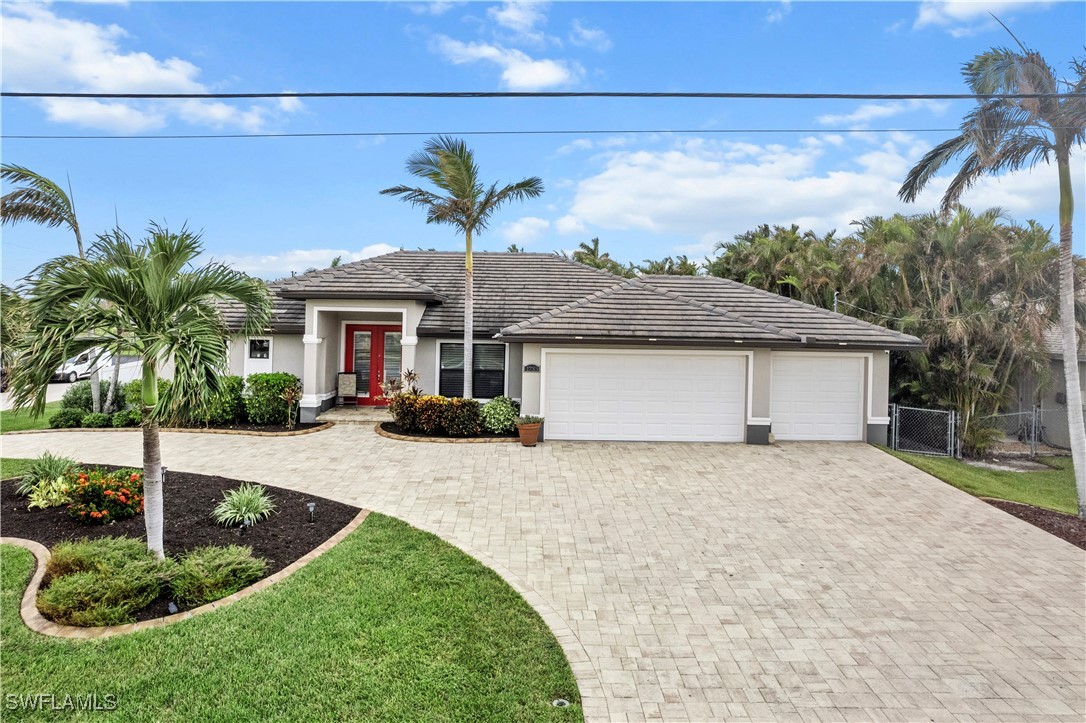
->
xmin=947 ymin=410 xmax=954 ymax=457
xmin=890 ymin=404 xmax=897 ymax=450
xmin=1031 ymin=405 xmax=1039 ymax=458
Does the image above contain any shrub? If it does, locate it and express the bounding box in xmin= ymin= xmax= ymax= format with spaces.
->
xmin=202 ymin=375 xmax=246 ymax=426
xmin=388 ymin=393 xmax=421 ymax=432
xmin=244 ymin=373 xmax=302 ymax=425
xmin=170 ymin=545 xmax=266 ymax=605
xmin=60 ymin=381 xmax=113 ymax=414
xmin=68 ymin=468 xmax=144 ymax=525
xmin=121 ymin=378 xmax=172 ymax=411
xmin=47 ymin=537 xmax=150 ymax=578
xmin=516 ymin=415 xmax=544 ymax=425
xmin=211 ymin=483 xmax=276 ymax=527
xmin=414 ymin=395 xmax=448 ymax=435
xmin=112 ymin=408 xmax=141 ymax=427
xmin=442 ymin=397 xmax=482 ymax=437
xmin=81 ymin=412 xmax=112 ymax=428
xmin=27 ymin=477 xmax=73 ymax=510
xmin=480 ymin=396 xmax=520 ymax=434
xmin=37 ymin=557 xmax=171 ymax=627
xmin=17 ymin=452 xmax=76 ymax=496
xmin=49 ymin=408 xmax=85 ymax=429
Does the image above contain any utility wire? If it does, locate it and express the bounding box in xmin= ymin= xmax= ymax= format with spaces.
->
xmin=9 ymin=126 xmax=1079 ymax=141
xmin=2 ymin=90 xmax=1081 ymax=100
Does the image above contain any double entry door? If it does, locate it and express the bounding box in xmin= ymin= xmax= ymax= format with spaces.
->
xmin=344 ymin=324 xmax=402 ymax=406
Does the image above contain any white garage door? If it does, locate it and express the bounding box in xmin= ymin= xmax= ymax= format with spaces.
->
xmin=543 ymin=351 xmax=746 ymax=442
xmin=771 ymin=355 xmax=865 ymax=441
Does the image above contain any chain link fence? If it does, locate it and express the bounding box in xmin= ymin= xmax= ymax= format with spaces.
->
xmin=980 ymin=406 xmax=1085 ymax=457
xmin=888 ymin=404 xmax=957 ymax=457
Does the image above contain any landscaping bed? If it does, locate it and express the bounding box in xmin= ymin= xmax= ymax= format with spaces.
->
xmin=983 ymin=498 xmax=1086 ymax=550
xmin=170 ymin=421 xmax=327 ymax=434
xmin=1 ymin=465 xmax=359 ymax=621
xmin=380 ymin=421 xmax=516 ymax=441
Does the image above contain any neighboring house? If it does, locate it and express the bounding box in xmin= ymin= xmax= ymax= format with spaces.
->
xmin=1014 ymin=326 xmax=1086 ymax=449
xmin=222 ymin=251 xmax=922 ymax=444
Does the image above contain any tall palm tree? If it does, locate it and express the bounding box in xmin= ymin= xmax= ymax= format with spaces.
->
xmin=899 ymin=46 xmax=1086 ymax=517
xmin=8 ymin=225 xmax=271 ymax=556
xmin=0 ymin=163 xmax=113 ymax=413
xmin=381 ymin=137 xmax=543 ymax=398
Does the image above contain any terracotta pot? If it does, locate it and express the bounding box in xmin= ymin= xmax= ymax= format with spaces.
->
xmin=517 ymin=423 xmax=542 ymax=447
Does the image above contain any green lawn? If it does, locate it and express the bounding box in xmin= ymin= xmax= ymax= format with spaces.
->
xmin=887 ymin=450 xmax=1078 ymax=515
xmin=1 ymin=457 xmax=35 ymax=480
xmin=0 ymin=400 xmax=61 ymax=433
xmin=0 ymin=514 xmax=581 ymax=722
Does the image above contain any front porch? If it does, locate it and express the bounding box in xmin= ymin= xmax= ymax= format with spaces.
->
xmin=316 ymin=406 xmax=390 ymax=424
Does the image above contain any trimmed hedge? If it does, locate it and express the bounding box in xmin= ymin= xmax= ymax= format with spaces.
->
xmin=81 ymin=412 xmax=112 ymax=428
xmin=60 ymin=381 xmax=113 ymax=414
xmin=49 ymin=408 xmax=85 ymax=429
xmin=389 ymin=395 xmax=483 ymax=437
xmin=202 ymin=375 xmax=246 ymax=426
xmin=244 ymin=373 xmax=301 ymax=426
xmin=480 ymin=396 xmax=520 ymax=434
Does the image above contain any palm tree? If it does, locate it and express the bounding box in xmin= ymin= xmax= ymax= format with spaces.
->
xmin=381 ymin=136 xmax=543 ymax=398
xmin=0 ymin=163 xmax=112 ymax=413
xmin=8 ymin=225 xmax=271 ymax=556
xmin=899 ymin=45 xmax=1086 ymax=517
xmin=638 ymin=255 xmax=700 ymax=275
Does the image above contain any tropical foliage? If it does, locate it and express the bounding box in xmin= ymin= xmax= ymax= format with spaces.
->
xmin=897 ymin=43 xmax=1086 ymax=517
xmin=7 ymin=226 xmax=271 ymax=555
xmin=563 ymin=237 xmax=635 ymax=277
xmin=382 ymin=136 xmax=544 ymax=398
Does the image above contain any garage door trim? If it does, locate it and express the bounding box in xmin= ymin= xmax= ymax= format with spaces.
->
xmin=540 ymin=347 xmax=755 ymax=436
xmin=770 ymin=351 xmax=872 ymax=440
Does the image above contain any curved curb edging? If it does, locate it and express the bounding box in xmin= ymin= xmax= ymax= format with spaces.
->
xmin=1 ymin=508 xmax=369 ymax=639
xmin=3 ymin=422 xmax=335 ymax=438
xmin=373 ymin=422 xmax=519 ymax=444
xmin=361 ymin=506 xmax=603 ymax=720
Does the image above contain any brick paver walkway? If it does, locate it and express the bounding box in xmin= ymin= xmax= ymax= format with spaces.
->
xmin=4 ymin=427 xmax=1083 ymax=722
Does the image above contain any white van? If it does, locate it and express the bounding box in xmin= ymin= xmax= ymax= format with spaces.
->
xmin=53 ymin=348 xmax=113 ymax=383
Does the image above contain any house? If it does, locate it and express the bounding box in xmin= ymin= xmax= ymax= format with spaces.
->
xmin=1014 ymin=326 xmax=1086 ymax=449
xmin=222 ymin=251 xmax=923 ymax=444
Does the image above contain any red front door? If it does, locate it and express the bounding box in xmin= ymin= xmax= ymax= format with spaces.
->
xmin=344 ymin=324 xmax=402 ymax=406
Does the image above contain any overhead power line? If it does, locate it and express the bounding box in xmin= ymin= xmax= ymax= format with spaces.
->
xmin=2 ymin=90 xmax=1082 ymax=100
xmin=8 ymin=126 xmax=1073 ymax=141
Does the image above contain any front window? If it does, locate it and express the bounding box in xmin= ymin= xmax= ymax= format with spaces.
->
xmin=249 ymin=339 xmax=271 ymax=359
xmin=439 ymin=343 xmax=505 ymax=398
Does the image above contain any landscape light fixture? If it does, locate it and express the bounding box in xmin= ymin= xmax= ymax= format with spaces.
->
xmin=307 ymin=501 xmax=317 ymax=523
xmin=552 ymin=699 xmax=570 ymax=708
xmin=240 ymin=519 xmax=251 ymax=536
xmin=167 ymin=602 xmax=179 ymax=615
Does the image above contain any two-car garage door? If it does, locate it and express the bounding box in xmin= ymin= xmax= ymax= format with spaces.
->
xmin=541 ymin=350 xmax=868 ymax=443
xmin=543 ymin=351 xmax=746 ymax=442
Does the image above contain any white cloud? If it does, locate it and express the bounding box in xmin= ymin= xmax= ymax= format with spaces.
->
xmin=406 ymin=2 xmax=463 ymax=15
xmin=914 ymin=1 xmax=1051 ymax=36
xmin=555 ymin=214 xmax=586 ymax=235
xmin=766 ymin=1 xmax=791 ymax=24
xmin=219 ymin=244 xmax=400 ymax=278
xmin=500 ymin=216 xmax=550 ymax=243
xmin=568 ymin=19 xmax=612 ymax=51
xmin=816 ymin=99 xmax=950 ymax=128
xmin=0 ymin=4 xmax=302 ymax=133
xmin=488 ymin=1 xmax=548 ymax=39
xmin=557 ymin=136 xmax=1074 ymax=254
xmin=434 ymin=36 xmax=581 ymax=89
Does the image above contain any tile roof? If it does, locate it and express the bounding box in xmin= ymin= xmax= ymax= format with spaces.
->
xmin=1043 ymin=326 xmax=1086 ymax=361
xmin=497 ymin=278 xmax=801 ymax=344
xmin=226 ymin=251 xmax=922 ymax=348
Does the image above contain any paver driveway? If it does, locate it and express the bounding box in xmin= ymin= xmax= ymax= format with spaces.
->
xmin=3 ymin=426 xmax=1083 ymax=722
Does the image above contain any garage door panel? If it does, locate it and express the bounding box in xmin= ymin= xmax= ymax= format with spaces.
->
xmin=771 ymin=356 xmax=864 ymax=441
xmin=544 ymin=352 xmax=745 ymax=442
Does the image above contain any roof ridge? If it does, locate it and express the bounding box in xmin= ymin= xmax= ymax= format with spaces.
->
xmin=634 ymin=278 xmax=801 ymax=340
xmin=689 ymin=275 xmax=921 ymax=342
xmin=497 ymin=278 xmax=636 ymax=335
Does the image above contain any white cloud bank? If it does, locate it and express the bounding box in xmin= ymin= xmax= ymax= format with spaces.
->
xmin=433 ymin=35 xmax=581 ymax=89
xmin=500 ymin=216 xmax=550 ymax=243
xmin=914 ymin=1 xmax=1051 ymax=36
xmin=557 ymin=136 xmax=1073 ymax=255
xmin=816 ymin=99 xmax=949 ymax=128
xmin=219 ymin=244 xmax=399 ymax=279
xmin=1 ymin=4 xmax=301 ymax=133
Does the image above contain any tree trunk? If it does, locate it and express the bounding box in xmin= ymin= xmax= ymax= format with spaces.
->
xmin=1056 ymin=153 xmax=1086 ymax=519
xmin=90 ymin=366 xmax=101 ymax=414
xmin=463 ymin=229 xmax=474 ymax=400
xmin=106 ymin=354 xmax=121 ymax=413
xmin=141 ymin=358 xmax=165 ymax=557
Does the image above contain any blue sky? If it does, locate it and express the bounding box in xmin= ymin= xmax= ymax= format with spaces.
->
xmin=2 ymin=0 xmax=1084 ymax=284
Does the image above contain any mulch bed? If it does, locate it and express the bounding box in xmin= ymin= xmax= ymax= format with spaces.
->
xmin=983 ymin=498 xmax=1086 ymax=551
xmin=1 ymin=465 xmax=360 ymax=621
xmin=380 ymin=421 xmax=516 ymax=440
xmin=171 ymin=421 xmax=327 ymax=434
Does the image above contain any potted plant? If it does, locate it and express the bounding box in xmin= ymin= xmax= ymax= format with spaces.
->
xmin=516 ymin=415 xmax=543 ymax=447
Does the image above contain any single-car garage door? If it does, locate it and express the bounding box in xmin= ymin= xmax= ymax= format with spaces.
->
xmin=543 ymin=351 xmax=746 ymax=442
xmin=771 ymin=355 xmax=865 ymax=440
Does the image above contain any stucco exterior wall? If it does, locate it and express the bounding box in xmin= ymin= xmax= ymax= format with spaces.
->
xmin=415 ymin=338 xmax=437 ymax=394
xmin=225 ymin=334 xmax=304 ymax=380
